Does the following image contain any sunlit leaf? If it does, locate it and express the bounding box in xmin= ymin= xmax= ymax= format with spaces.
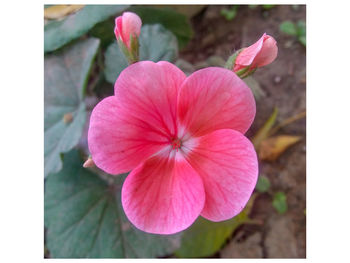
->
xmin=104 ymin=24 xmax=178 ymax=84
xmin=258 ymin=135 xmax=301 ymax=161
xmin=44 ymin=5 xmax=129 ymax=52
xmin=44 ymin=5 xmax=84 ymax=20
xmin=252 ymin=108 xmax=278 ymax=149
xmin=272 ymin=192 xmax=288 ymax=214
xmin=45 ymin=150 xmax=181 ymax=258
xmin=44 ymin=38 xmax=100 ymax=178
xmin=129 ymin=6 xmax=192 ymax=49
xmin=175 ymin=195 xmax=257 ymax=258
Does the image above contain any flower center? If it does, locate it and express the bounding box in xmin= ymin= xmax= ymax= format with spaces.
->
xmin=170 ymin=137 xmax=182 ymax=151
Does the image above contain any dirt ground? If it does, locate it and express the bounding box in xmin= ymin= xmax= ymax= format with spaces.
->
xmin=179 ymin=5 xmax=306 ymax=258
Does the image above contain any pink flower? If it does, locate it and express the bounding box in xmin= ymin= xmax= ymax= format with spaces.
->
xmin=234 ymin=33 xmax=278 ymax=72
xmin=88 ymin=61 xmax=258 ymax=234
xmin=114 ymin=12 xmax=142 ymax=49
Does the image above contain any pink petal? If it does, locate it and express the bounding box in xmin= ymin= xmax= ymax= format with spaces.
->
xmin=88 ymin=96 xmax=169 ymax=175
xmin=235 ymin=33 xmax=266 ymax=67
xmin=186 ymin=129 xmax=258 ymax=221
xmin=115 ymin=61 xmax=186 ymax=138
xmin=252 ymin=35 xmax=278 ymax=67
xmin=122 ymin=151 xmax=205 ymax=234
xmin=121 ymin=12 xmax=142 ymax=48
xmin=114 ymin=16 xmax=123 ymax=41
xmin=177 ymin=67 xmax=256 ymax=137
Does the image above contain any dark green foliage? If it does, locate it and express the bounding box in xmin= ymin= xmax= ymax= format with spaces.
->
xmin=44 ymin=5 xmax=129 ymax=52
xmin=104 ymin=24 xmax=178 ymax=84
xmin=44 ymin=38 xmax=100 ymax=177
xmin=129 ymin=6 xmax=192 ymax=49
xmin=45 ymin=150 xmax=181 ymax=258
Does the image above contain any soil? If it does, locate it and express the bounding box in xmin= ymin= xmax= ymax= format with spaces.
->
xmin=179 ymin=5 xmax=306 ymax=258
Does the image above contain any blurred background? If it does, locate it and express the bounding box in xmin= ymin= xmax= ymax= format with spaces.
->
xmin=44 ymin=5 xmax=306 ymax=258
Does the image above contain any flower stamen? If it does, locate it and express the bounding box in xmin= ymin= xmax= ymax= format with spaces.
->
xmin=171 ymin=138 xmax=182 ymax=152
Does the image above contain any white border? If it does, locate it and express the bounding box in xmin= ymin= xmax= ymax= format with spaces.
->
xmin=2 ymin=0 xmax=350 ymax=262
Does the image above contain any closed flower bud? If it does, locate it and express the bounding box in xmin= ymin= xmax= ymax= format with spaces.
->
xmin=114 ymin=12 xmax=142 ymax=51
xmin=227 ymin=33 xmax=278 ymax=78
xmin=234 ymin=33 xmax=277 ymax=72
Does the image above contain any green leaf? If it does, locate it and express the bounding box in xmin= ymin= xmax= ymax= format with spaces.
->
xmin=45 ymin=150 xmax=181 ymax=258
xmin=279 ymin=21 xmax=298 ymax=36
xmin=256 ymin=175 xmax=271 ymax=193
xmin=298 ymin=36 xmax=306 ymax=46
xmin=296 ymin=20 xmax=306 ymax=37
xmin=262 ymin=5 xmax=275 ymax=10
xmin=89 ymin=18 xmax=116 ymax=49
xmin=44 ymin=38 xmax=100 ymax=178
xmin=104 ymin=24 xmax=178 ymax=84
xmin=296 ymin=20 xmax=306 ymax=46
xmin=220 ymin=6 xmax=238 ymax=21
xmin=139 ymin=24 xmax=178 ymax=62
xmin=44 ymin=5 xmax=129 ymax=52
xmin=272 ymin=192 xmax=288 ymax=214
xmin=129 ymin=6 xmax=192 ymax=49
xmin=175 ymin=196 xmax=256 ymax=258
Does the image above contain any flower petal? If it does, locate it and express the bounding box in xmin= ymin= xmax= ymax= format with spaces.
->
xmin=177 ymin=67 xmax=256 ymax=137
xmin=252 ymin=35 xmax=278 ymax=67
xmin=115 ymin=61 xmax=186 ymax=138
xmin=122 ymin=151 xmax=205 ymax=234
xmin=88 ymin=96 xmax=169 ymax=175
xmin=121 ymin=12 xmax=142 ymax=47
xmin=186 ymin=129 xmax=258 ymax=221
xmin=235 ymin=33 xmax=265 ymax=67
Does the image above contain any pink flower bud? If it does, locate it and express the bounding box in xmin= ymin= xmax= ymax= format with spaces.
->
xmin=234 ymin=33 xmax=278 ymax=72
xmin=114 ymin=12 xmax=142 ymax=49
xmin=83 ymin=158 xmax=95 ymax=168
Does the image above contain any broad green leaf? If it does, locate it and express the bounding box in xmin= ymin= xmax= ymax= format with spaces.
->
xmin=139 ymin=24 xmax=178 ymax=62
xmin=279 ymin=21 xmax=298 ymax=36
xmin=256 ymin=175 xmax=271 ymax=193
xmin=45 ymin=150 xmax=181 ymax=258
xmin=129 ymin=6 xmax=192 ymax=49
xmin=44 ymin=5 xmax=129 ymax=52
xmin=175 ymin=195 xmax=257 ymax=258
xmin=272 ymin=192 xmax=288 ymax=214
xmin=44 ymin=38 xmax=100 ymax=178
xmin=104 ymin=24 xmax=178 ymax=84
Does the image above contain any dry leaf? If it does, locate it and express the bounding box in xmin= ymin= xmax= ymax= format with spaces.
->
xmin=259 ymin=135 xmax=301 ymax=161
xmin=44 ymin=5 xmax=84 ymax=20
xmin=268 ymin=111 xmax=306 ymax=136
